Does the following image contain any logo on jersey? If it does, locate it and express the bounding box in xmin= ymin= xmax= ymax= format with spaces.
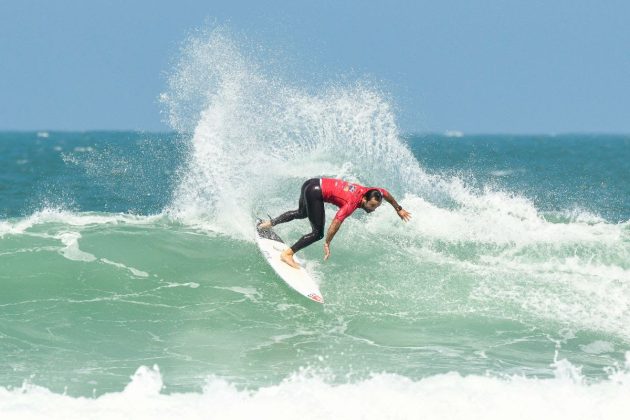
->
xmin=343 ymin=184 xmax=356 ymax=193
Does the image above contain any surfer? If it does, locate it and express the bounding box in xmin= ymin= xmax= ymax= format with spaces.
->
xmin=258 ymin=178 xmax=411 ymax=268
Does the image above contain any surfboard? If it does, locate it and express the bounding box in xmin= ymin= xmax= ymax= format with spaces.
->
xmin=255 ymin=221 xmax=324 ymax=304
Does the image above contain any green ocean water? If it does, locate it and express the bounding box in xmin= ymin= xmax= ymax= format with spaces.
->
xmin=1 ymin=131 xmax=628 ymax=399
xmin=1 ymin=30 xmax=630 ymax=418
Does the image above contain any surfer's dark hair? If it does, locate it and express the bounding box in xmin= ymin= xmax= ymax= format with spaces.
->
xmin=364 ymin=189 xmax=383 ymax=202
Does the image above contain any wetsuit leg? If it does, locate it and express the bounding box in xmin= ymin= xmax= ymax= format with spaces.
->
xmin=290 ymin=181 xmax=325 ymax=253
xmin=270 ymin=179 xmax=317 ymax=226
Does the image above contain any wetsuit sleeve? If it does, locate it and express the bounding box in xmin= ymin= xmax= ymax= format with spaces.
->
xmin=377 ymin=188 xmax=390 ymax=199
xmin=334 ymin=203 xmax=354 ymax=222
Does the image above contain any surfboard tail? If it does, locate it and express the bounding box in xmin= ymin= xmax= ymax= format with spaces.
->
xmin=255 ymin=221 xmax=324 ymax=304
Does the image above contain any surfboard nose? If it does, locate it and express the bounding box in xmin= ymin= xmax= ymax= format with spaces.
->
xmin=308 ymin=293 xmax=324 ymax=303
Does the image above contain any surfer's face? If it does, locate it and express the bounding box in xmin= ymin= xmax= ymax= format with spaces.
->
xmin=362 ymin=198 xmax=382 ymax=213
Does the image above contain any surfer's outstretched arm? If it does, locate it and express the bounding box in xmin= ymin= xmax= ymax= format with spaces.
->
xmin=323 ymin=219 xmax=342 ymax=260
xmin=383 ymin=191 xmax=411 ymax=222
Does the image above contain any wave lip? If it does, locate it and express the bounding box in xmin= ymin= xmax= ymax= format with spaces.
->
xmin=0 ymin=208 xmax=165 ymax=238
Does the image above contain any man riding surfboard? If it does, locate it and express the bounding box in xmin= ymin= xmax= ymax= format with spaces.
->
xmin=258 ymin=178 xmax=411 ymax=268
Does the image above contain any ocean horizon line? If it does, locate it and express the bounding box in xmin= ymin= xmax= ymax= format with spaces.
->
xmin=1 ymin=129 xmax=629 ymax=137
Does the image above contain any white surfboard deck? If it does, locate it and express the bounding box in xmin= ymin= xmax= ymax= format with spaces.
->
xmin=255 ymin=222 xmax=324 ymax=304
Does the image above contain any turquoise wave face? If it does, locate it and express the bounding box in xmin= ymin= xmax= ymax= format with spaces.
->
xmin=1 ymin=134 xmax=629 ymax=399
xmin=0 ymin=183 xmax=628 ymax=397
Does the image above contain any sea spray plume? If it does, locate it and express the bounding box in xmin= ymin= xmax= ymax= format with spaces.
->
xmin=159 ymin=27 xmax=630 ymax=342
xmin=61 ymin=136 xmax=182 ymax=214
xmin=159 ymin=29 xmax=628 ymax=257
xmin=160 ymin=28 xmax=433 ymax=239
xmin=160 ymin=28 xmax=575 ymax=240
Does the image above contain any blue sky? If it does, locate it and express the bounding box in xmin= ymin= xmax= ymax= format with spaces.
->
xmin=1 ymin=0 xmax=628 ymax=133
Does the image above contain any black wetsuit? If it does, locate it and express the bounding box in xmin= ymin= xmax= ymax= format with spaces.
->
xmin=271 ymin=178 xmax=325 ymax=253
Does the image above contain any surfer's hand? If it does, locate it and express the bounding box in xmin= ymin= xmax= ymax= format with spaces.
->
xmin=397 ymin=208 xmax=412 ymax=222
xmin=323 ymin=242 xmax=331 ymax=261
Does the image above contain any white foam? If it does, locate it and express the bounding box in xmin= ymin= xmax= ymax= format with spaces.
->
xmin=72 ymin=146 xmax=94 ymax=153
xmin=212 ymin=286 xmax=261 ymax=302
xmin=444 ymin=130 xmax=464 ymax=138
xmin=489 ymin=169 xmax=517 ymax=177
xmin=159 ymin=282 xmax=200 ymax=289
xmin=100 ymin=258 xmax=149 ymax=278
xmin=352 ymin=193 xmax=630 ymax=340
xmin=580 ymin=341 xmax=615 ymax=355
xmin=57 ymin=231 xmax=96 ymax=262
xmin=0 ymin=208 xmax=164 ymax=238
xmin=365 ymin=193 xmax=626 ymax=248
xmin=1 ymin=355 xmax=629 ymax=420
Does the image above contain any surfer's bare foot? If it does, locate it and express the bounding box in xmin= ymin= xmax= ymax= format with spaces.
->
xmin=280 ymin=248 xmax=300 ymax=269
xmin=258 ymin=220 xmax=272 ymax=229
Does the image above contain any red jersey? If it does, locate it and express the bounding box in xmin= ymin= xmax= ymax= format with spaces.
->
xmin=320 ymin=178 xmax=389 ymax=222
